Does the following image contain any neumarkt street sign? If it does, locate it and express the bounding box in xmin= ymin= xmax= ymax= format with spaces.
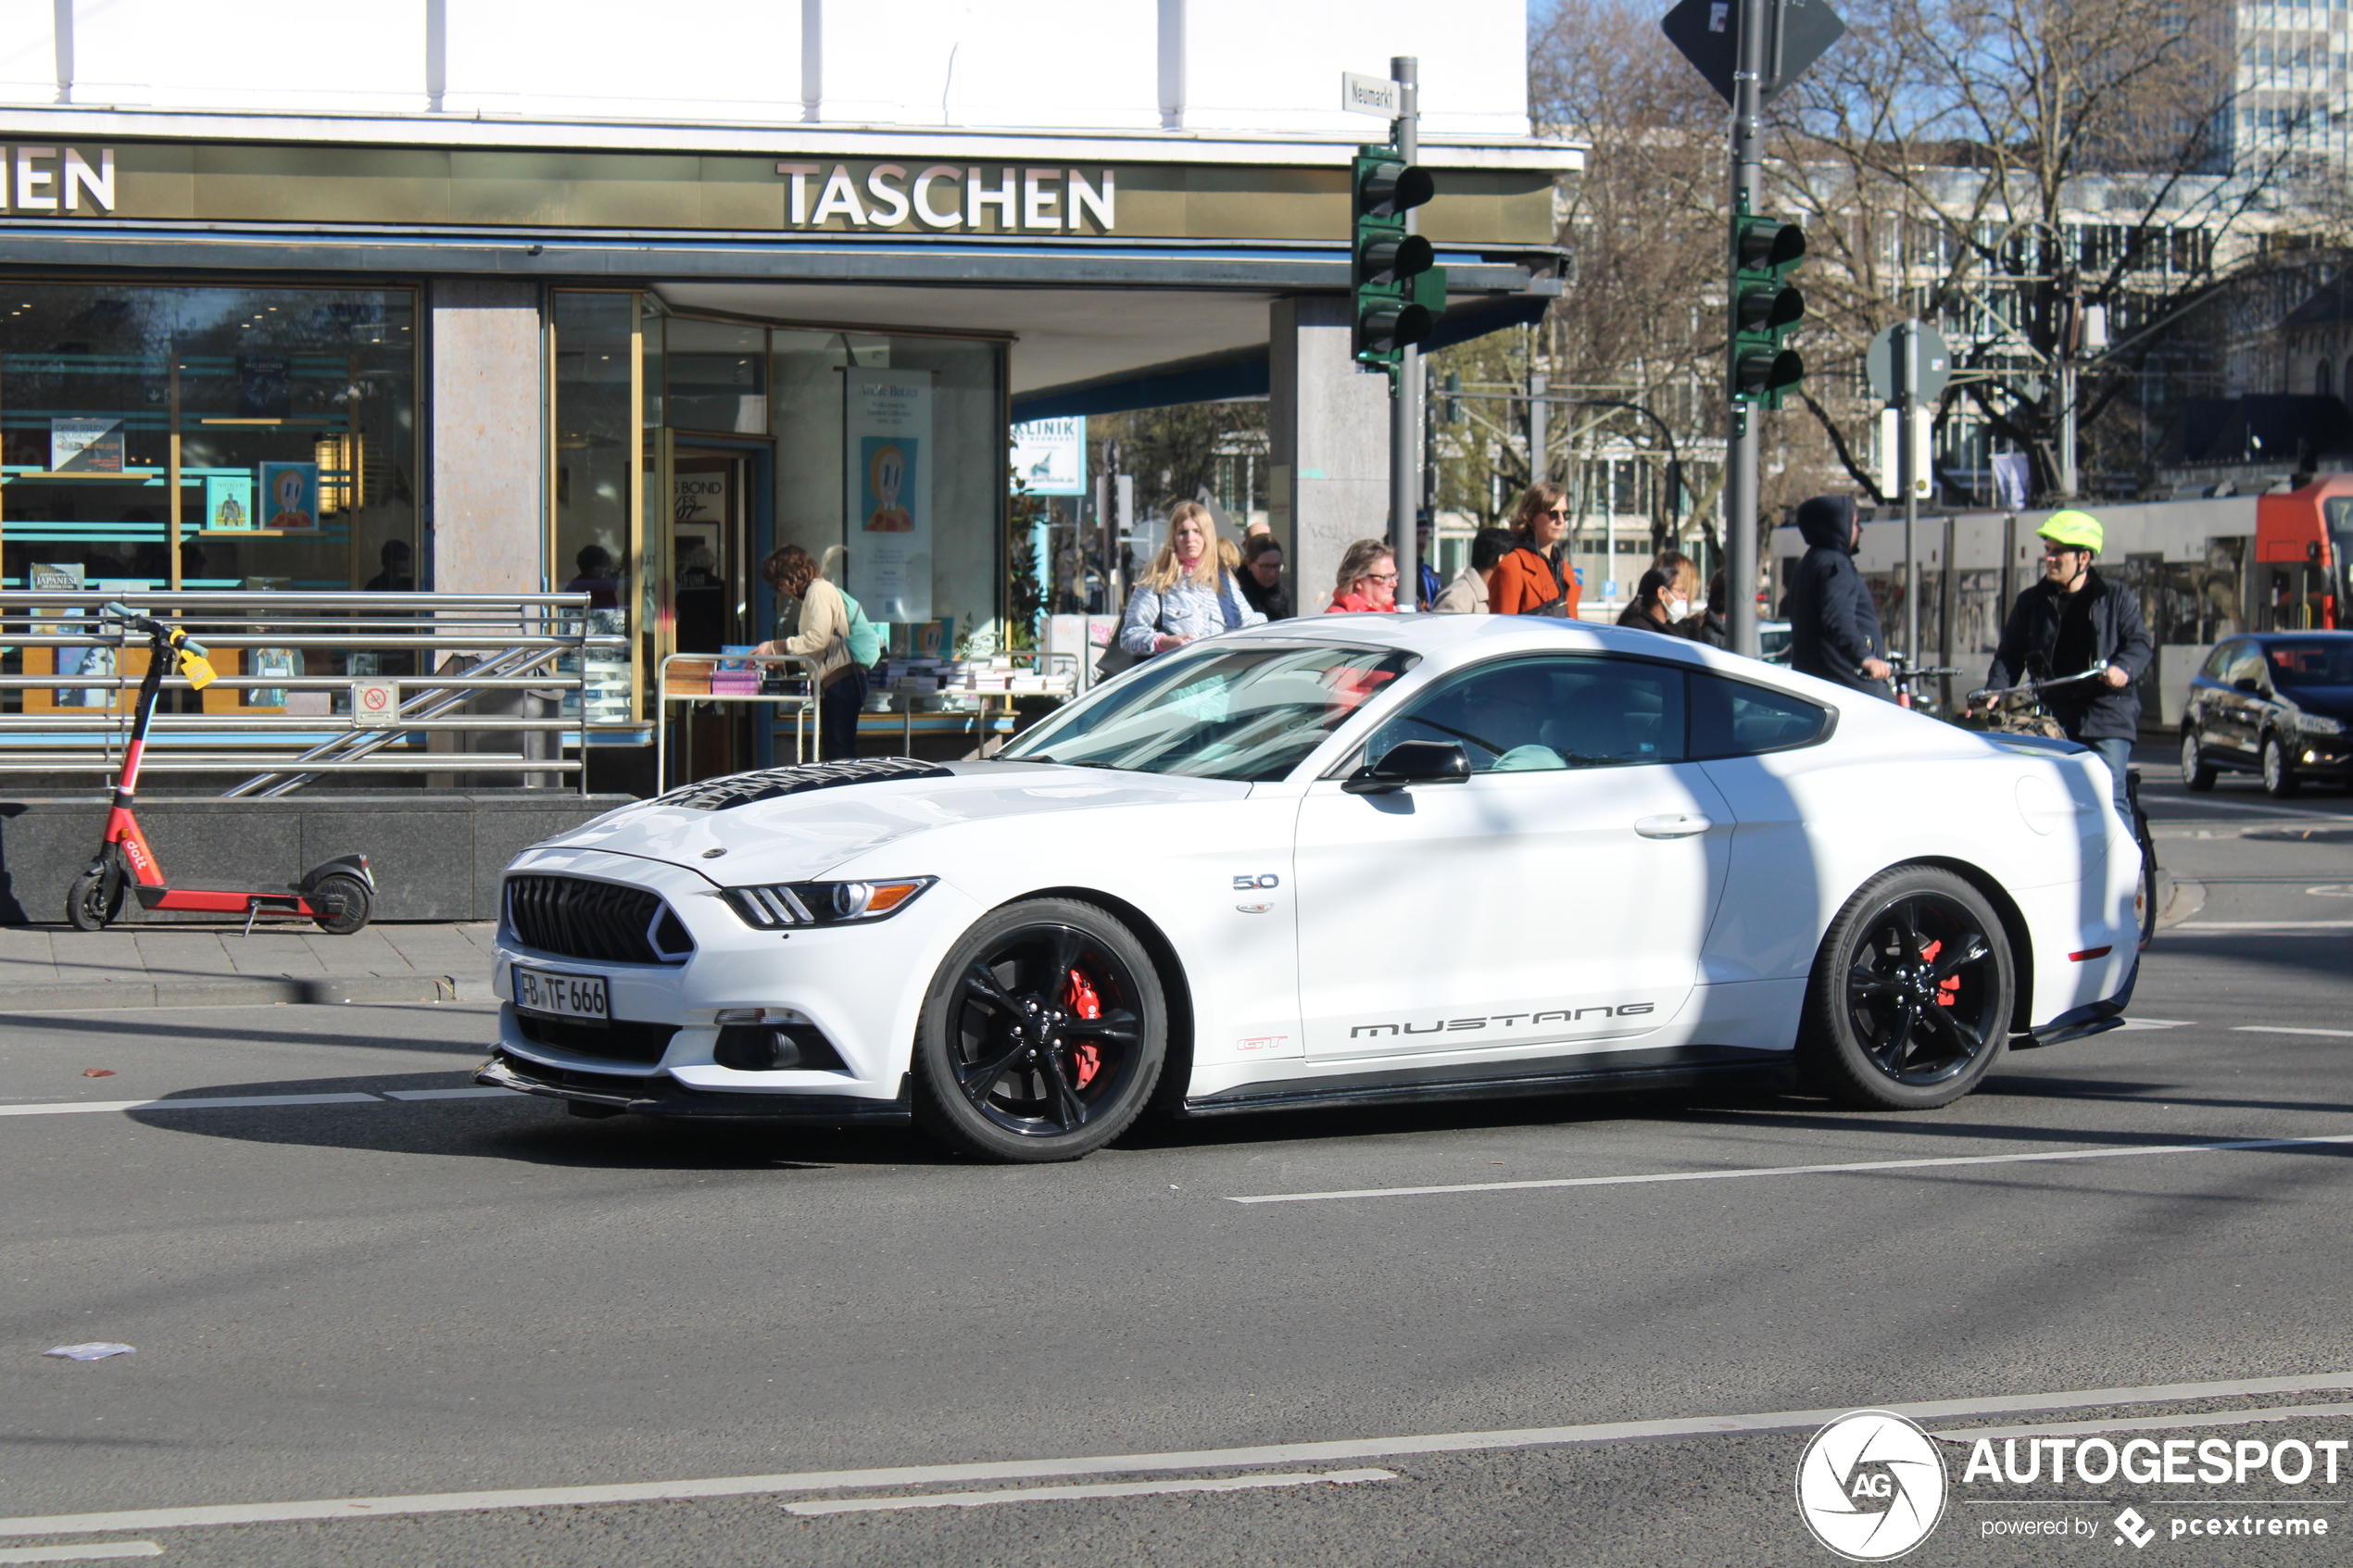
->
xmin=1662 ymin=0 xmax=1845 ymax=106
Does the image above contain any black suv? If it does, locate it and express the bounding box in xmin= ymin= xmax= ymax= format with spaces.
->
xmin=2180 ymin=632 xmax=2353 ymax=797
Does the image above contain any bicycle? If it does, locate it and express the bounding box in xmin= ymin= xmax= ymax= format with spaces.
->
xmin=1882 ymin=651 xmax=1968 ymax=713
xmin=1962 ymin=661 xmax=2158 ymax=950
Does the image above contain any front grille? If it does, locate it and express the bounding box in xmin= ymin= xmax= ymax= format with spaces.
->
xmin=505 ymin=874 xmax=691 ymax=965
xmin=513 ymin=1011 xmax=677 ymax=1066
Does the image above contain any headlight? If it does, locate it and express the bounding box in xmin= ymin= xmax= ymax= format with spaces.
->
xmin=2295 ymin=712 xmax=2347 ymax=735
xmin=722 ymin=877 xmax=935 ymax=930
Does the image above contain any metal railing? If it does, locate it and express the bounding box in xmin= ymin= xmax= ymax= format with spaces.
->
xmin=0 ymin=591 xmax=633 ymax=796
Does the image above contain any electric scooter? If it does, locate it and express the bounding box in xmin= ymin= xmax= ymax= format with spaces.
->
xmin=65 ymin=603 xmax=376 ymax=935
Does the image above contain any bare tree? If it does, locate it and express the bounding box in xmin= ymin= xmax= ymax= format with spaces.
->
xmin=1778 ymin=0 xmax=2308 ymax=500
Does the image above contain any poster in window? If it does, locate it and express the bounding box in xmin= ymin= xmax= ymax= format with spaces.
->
xmin=843 ymin=369 xmax=932 ymax=623
xmin=50 ymin=418 xmax=124 ymax=473
xmin=1010 ymin=417 xmax=1087 ymax=496
xmin=206 ymin=472 xmax=255 ymax=531
xmin=258 ymin=461 xmax=320 ymax=532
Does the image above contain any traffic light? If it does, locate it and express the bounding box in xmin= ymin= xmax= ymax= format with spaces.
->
xmin=1441 ymin=370 xmax=1463 ymax=424
xmin=1353 ymin=147 xmax=1444 ymax=369
xmin=1730 ymin=214 xmax=1806 ymax=408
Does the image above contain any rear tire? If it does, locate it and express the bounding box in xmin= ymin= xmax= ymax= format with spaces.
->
xmin=1797 ymin=866 xmax=2015 ymax=1110
xmin=2179 ymin=728 xmax=2217 ymax=792
xmin=309 ymin=872 xmax=372 ymax=935
xmin=911 ymin=897 xmax=1166 ymax=1163
xmin=65 ymin=868 xmax=124 ymax=933
xmin=2261 ymin=732 xmax=2301 ymax=798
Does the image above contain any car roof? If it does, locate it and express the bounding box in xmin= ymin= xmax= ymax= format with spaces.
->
xmin=1237 ymin=612 xmax=1719 ymax=664
xmin=2246 ymin=630 xmax=2353 ymax=641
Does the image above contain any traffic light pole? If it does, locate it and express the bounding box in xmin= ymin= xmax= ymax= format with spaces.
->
xmin=1723 ymin=0 xmax=1768 ymax=659
xmin=1389 ymin=55 xmax=1422 ymax=610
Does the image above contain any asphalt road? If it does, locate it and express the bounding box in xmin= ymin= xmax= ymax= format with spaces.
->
xmin=4 ymin=750 xmax=2350 ymax=1567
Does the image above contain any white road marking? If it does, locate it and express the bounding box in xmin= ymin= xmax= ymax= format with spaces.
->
xmin=0 ymin=1094 xmax=381 ymax=1118
xmin=2145 ymin=796 xmax=2353 ymax=820
xmin=2233 ymin=1025 xmax=2353 ymax=1038
xmin=1226 ymin=1130 xmax=2353 ymax=1205
xmin=0 ymin=1545 xmax=162 ymax=1563
xmin=784 ymin=1468 xmax=1396 ymax=1516
xmin=1931 ymin=1400 xmax=2353 ymax=1444
xmin=5 ymin=1373 xmax=2349 ymax=1539
xmin=2175 ymin=920 xmax=2353 ymax=930
xmin=378 ymin=1087 xmax=511 ymax=1101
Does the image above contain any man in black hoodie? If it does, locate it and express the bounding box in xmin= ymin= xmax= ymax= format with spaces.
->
xmin=1786 ymin=494 xmax=1894 ymax=699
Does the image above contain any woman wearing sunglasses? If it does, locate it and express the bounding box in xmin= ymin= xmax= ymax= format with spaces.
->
xmin=1490 ymin=483 xmax=1581 ymax=620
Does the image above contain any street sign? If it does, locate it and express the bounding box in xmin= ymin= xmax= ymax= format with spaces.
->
xmin=1340 ymin=71 xmax=1402 ymax=118
xmin=350 ymin=679 xmax=398 ymax=728
xmin=1866 ymin=320 xmax=1951 ymax=405
xmin=1662 ymin=0 xmax=1845 ymax=106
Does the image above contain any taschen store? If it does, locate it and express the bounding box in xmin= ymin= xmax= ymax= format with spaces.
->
xmin=0 ymin=129 xmax=1567 ymax=787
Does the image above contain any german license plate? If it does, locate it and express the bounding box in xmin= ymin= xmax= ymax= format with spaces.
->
xmin=512 ymin=966 xmax=609 ymax=1022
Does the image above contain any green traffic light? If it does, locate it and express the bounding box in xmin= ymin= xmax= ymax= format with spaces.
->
xmin=1353 ymin=145 xmax=1443 ymax=368
xmin=1729 ymin=213 xmax=1807 ymax=408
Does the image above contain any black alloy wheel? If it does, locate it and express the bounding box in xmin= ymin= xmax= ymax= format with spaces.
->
xmin=911 ymin=897 xmax=1166 ymax=1162
xmin=1799 ymin=866 xmax=2015 ymax=1110
xmin=2261 ymin=732 xmax=2301 ymax=798
xmin=2179 ymin=728 xmax=2217 ymax=793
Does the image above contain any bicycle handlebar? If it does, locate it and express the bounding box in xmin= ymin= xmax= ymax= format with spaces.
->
xmin=1966 ymin=660 xmax=2110 ymax=708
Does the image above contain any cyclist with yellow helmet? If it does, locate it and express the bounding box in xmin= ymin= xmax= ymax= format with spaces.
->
xmin=1984 ymin=509 xmax=2154 ymax=823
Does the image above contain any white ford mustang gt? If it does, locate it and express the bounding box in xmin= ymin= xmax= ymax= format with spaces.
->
xmin=478 ymin=615 xmax=2142 ymax=1161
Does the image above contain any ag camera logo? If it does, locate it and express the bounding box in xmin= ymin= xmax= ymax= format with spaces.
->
xmin=1796 ymin=1411 xmax=1948 ymax=1561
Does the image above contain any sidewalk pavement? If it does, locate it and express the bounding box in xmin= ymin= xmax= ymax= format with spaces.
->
xmin=0 ymin=922 xmax=499 ymax=1011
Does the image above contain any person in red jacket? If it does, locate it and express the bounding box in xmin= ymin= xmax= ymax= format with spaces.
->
xmin=1324 ymin=538 xmax=1399 ymax=613
xmin=1490 ymin=483 xmax=1580 ymax=620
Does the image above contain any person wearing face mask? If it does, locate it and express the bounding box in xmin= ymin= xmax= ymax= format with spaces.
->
xmin=1617 ymin=553 xmax=1704 ymax=635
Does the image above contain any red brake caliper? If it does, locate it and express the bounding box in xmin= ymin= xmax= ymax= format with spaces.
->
xmin=1918 ymin=938 xmax=1959 ymax=1007
xmin=1063 ymin=968 xmax=1103 ymax=1087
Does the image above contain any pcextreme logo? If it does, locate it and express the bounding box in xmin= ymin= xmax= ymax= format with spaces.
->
xmin=1796 ymin=1411 xmax=1949 ymax=1562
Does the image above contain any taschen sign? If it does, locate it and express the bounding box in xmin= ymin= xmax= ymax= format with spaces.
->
xmin=771 ymin=163 xmax=1113 ymax=232
xmin=0 ymin=146 xmax=115 ymax=211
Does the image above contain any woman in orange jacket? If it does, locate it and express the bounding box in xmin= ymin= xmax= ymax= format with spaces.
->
xmin=1489 ymin=483 xmax=1580 ymax=620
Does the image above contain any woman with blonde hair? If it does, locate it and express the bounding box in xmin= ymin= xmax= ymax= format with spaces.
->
xmin=1324 ymin=538 xmax=1400 ymax=613
xmin=1489 ymin=483 xmax=1581 ymax=620
xmin=1113 ymin=500 xmax=1264 ymax=662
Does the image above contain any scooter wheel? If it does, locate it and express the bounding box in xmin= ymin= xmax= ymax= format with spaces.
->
xmin=66 ymin=870 xmax=123 ymax=932
xmin=310 ymin=872 xmax=372 ymax=935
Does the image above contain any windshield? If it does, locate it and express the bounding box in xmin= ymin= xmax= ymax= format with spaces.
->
xmin=998 ymin=642 xmax=1417 ymax=782
xmin=2263 ymin=639 xmax=2353 ymax=688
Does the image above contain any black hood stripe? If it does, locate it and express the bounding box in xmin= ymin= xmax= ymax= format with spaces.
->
xmin=651 ymin=757 xmax=951 ymax=812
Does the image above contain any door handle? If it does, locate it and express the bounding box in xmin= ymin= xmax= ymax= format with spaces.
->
xmin=1635 ymin=813 xmax=1714 ymax=839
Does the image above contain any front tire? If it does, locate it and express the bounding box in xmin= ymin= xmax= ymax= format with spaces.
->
xmin=1798 ymin=866 xmax=2015 ymax=1110
xmin=911 ymin=897 xmax=1166 ymax=1162
xmin=66 ymin=868 xmax=124 ymax=932
xmin=2261 ymin=732 xmax=2301 ymax=798
xmin=2179 ymin=728 xmax=2217 ymax=792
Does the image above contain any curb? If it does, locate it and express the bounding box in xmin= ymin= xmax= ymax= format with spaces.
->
xmin=0 ymin=973 xmax=468 ymax=1013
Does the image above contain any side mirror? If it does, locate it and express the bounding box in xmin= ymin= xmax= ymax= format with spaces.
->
xmin=2233 ymin=677 xmax=2262 ymax=695
xmin=1344 ymin=739 xmax=1471 ymax=794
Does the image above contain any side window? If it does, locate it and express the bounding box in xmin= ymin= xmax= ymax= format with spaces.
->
xmin=1689 ymin=671 xmax=1833 ymax=758
xmin=2200 ymin=642 xmax=2237 ymax=681
xmin=2225 ymin=646 xmax=2267 ymax=687
xmin=1363 ymin=657 xmax=1687 ymax=773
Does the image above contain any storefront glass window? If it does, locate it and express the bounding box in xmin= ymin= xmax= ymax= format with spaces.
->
xmin=549 ymin=291 xmax=637 ymax=726
xmin=0 ymin=282 xmax=418 ymax=595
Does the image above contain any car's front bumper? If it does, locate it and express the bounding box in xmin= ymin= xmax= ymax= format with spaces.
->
xmin=476 ymin=1049 xmax=912 ymax=1122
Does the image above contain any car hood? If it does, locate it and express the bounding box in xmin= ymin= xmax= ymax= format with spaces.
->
xmin=529 ymin=760 xmax=1250 ymax=882
xmin=2281 ymin=685 xmax=2353 ymax=721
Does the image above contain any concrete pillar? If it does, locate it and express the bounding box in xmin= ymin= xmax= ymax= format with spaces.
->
xmin=430 ymin=280 xmax=543 ymax=595
xmin=1268 ymin=295 xmax=1390 ymax=613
